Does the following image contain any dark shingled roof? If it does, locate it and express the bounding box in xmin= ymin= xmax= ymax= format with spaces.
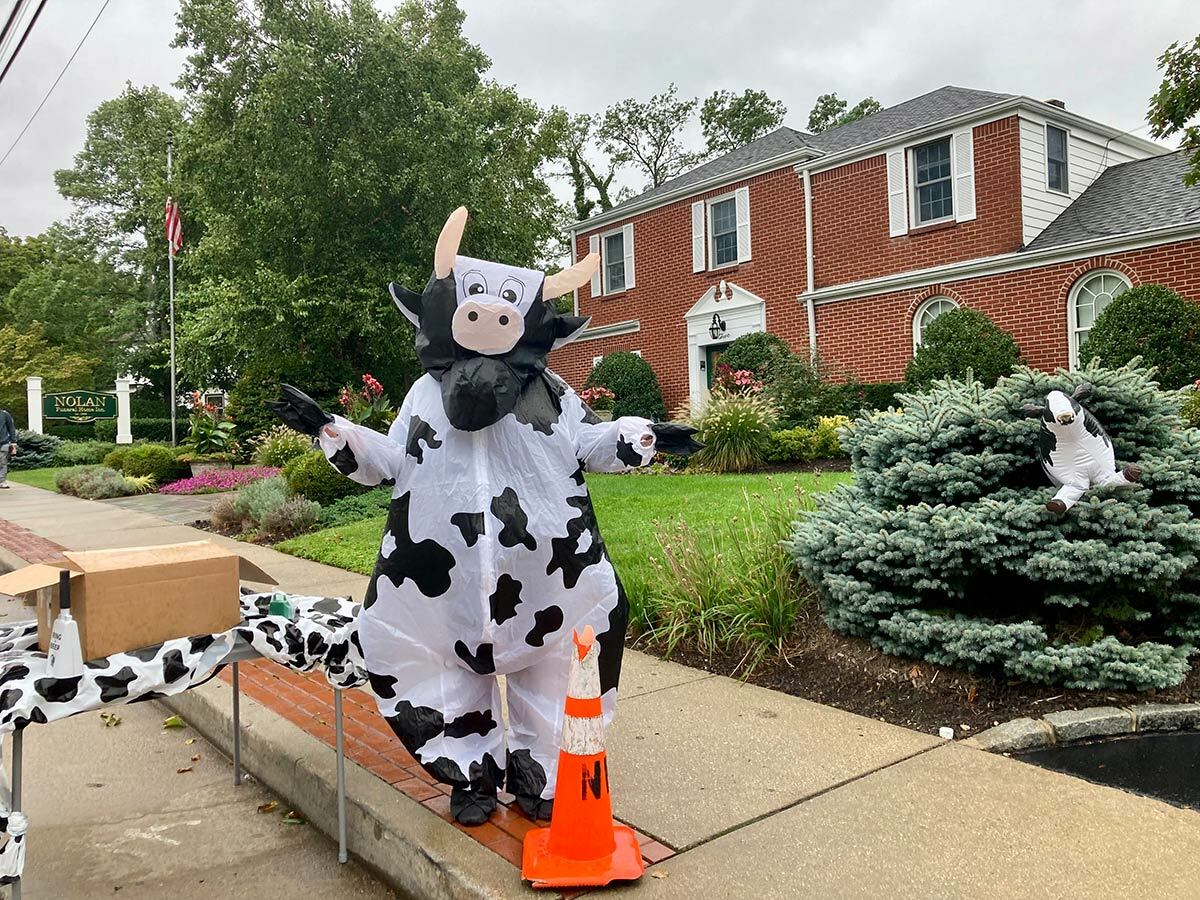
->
xmin=593 ymin=86 xmax=1013 ymax=221
xmin=1026 ymin=150 xmax=1200 ymax=251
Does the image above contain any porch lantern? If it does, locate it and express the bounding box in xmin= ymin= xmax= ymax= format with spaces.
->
xmin=709 ymin=312 xmax=727 ymax=341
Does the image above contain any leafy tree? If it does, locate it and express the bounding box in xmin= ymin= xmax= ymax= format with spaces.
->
xmin=1148 ymin=35 xmax=1200 ymax=185
xmin=807 ymin=92 xmax=883 ymax=134
xmin=600 ymin=84 xmax=701 ymax=189
xmin=0 ymin=230 xmax=51 ymax=301
xmin=1079 ymin=284 xmax=1200 ymax=388
xmin=544 ymin=108 xmax=625 ymax=221
xmin=700 ymin=89 xmax=787 ymax=156
xmin=905 ymin=308 xmax=1021 ymax=387
xmin=0 ymin=325 xmax=97 ymax=426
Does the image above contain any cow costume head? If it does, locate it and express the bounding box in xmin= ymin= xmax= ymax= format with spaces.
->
xmin=387 ymin=207 xmax=599 ymax=432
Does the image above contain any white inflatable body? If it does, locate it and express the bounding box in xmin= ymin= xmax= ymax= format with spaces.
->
xmin=1033 ymin=388 xmax=1139 ymax=512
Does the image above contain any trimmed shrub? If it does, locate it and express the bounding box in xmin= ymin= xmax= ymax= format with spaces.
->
xmin=692 ymin=391 xmax=778 ymax=473
xmin=317 ymin=487 xmax=392 ymax=528
xmin=44 ymin=422 xmax=96 ymax=440
xmin=718 ymin=332 xmax=790 ymax=377
xmin=260 ymin=496 xmax=321 ymax=538
xmin=1079 ymin=284 xmax=1200 ymax=388
xmin=95 ymin=417 xmax=175 ymax=442
xmin=53 ymin=441 xmax=117 ymax=467
xmin=790 ymin=361 xmax=1200 ymax=691
xmin=282 ymin=450 xmax=369 ymax=507
xmin=55 ymin=465 xmax=151 ymax=500
xmin=763 ymin=416 xmax=850 ymax=464
xmin=119 ymin=444 xmax=188 ymax=483
xmin=585 ymin=352 xmax=666 ymax=420
xmin=859 ymin=382 xmax=906 ymax=411
xmin=9 ymin=430 xmax=62 ymax=470
xmin=233 ymin=475 xmax=290 ymax=526
xmin=227 ymin=365 xmax=286 ymax=444
xmin=251 ymin=425 xmax=313 ymax=468
xmin=103 ymin=446 xmax=131 ymax=471
xmin=905 ymin=308 xmax=1021 ymax=387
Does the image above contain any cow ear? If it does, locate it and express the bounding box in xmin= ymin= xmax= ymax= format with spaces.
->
xmin=552 ymin=315 xmax=591 ymax=350
xmin=1021 ymin=403 xmax=1043 ymax=418
xmin=389 ymin=283 xmax=421 ymax=326
xmin=1071 ymin=382 xmax=1094 ymax=402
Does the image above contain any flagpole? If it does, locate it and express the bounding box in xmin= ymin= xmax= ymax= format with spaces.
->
xmin=167 ymin=132 xmax=176 ymax=446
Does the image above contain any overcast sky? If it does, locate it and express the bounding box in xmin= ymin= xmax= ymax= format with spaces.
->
xmin=1 ymin=0 xmax=1198 ymax=237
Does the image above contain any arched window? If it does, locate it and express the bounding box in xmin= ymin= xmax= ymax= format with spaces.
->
xmin=912 ymin=296 xmax=959 ymax=351
xmin=1068 ymin=270 xmax=1131 ymax=368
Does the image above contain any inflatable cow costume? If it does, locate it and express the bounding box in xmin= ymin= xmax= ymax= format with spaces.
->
xmin=272 ymin=208 xmax=699 ymax=826
xmin=1023 ymin=383 xmax=1141 ymax=514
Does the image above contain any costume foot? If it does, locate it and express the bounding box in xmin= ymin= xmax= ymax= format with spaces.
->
xmin=515 ymin=794 xmax=554 ymax=821
xmin=1123 ymin=464 xmax=1141 ymax=483
xmin=450 ymin=786 xmax=497 ymax=826
xmin=1045 ymin=499 xmax=1067 ymax=515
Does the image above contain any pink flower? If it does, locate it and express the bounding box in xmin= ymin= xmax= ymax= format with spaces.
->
xmin=159 ymin=467 xmax=281 ymax=495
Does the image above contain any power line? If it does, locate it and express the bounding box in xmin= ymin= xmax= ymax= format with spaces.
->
xmin=0 ymin=0 xmax=110 ymax=171
xmin=0 ymin=0 xmax=45 ymax=87
xmin=0 ymin=1 xmax=30 ymax=67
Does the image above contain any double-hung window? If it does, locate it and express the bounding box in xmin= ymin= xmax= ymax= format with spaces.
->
xmin=603 ymin=230 xmax=626 ymax=293
xmin=912 ymin=138 xmax=954 ymax=225
xmin=1046 ymin=124 xmax=1069 ymax=193
xmin=709 ymin=197 xmax=738 ymax=267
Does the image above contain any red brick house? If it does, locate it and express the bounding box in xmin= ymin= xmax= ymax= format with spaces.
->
xmin=550 ymin=86 xmax=1200 ymax=409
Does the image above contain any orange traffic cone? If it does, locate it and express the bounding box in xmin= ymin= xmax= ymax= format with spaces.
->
xmin=521 ymin=626 xmax=645 ymax=889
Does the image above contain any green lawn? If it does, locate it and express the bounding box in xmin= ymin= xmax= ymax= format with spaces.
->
xmin=277 ymin=470 xmax=850 ymax=606
xmin=6 ymin=466 xmax=71 ymax=492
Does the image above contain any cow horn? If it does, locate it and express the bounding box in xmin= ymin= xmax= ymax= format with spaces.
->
xmin=542 ymin=252 xmax=600 ymax=300
xmin=434 ymin=206 xmax=468 ymax=279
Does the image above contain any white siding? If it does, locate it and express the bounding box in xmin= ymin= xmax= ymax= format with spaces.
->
xmin=1019 ymin=113 xmax=1153 ymax=245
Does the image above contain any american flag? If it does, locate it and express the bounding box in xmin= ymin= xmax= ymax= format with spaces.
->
xmin=164 ymin=199 xmax=182 ymax=255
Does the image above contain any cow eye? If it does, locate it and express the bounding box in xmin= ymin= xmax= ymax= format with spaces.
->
xmin=463 ymin=271 xmax=487 ymax=296
xmin=500 ymin=278 xmax=523 ymax=304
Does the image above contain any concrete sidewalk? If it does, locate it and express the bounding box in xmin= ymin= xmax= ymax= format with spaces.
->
xmin=4 ymin=482 xmax=1200 ymax=898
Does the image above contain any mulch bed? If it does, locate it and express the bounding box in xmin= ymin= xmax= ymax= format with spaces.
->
xmin=635 ymin=611 xmax=1200 ymax=737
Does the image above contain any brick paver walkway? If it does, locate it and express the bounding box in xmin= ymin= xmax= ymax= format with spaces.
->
xmin=0 ymin=519 xmax=65 ymax=564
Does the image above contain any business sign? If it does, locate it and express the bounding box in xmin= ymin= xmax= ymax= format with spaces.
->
xmin=43 ymin=390 xmax=117 ymax=423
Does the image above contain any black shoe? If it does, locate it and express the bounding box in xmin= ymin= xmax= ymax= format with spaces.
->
xmin=450 ymin=785 xmax=497 ymax=826
xmin=515 ymin=794 xmax=554 ymax=822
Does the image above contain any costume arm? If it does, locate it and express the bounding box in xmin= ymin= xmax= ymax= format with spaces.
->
xmin=318 ymin=415 xmax=406 ymax=486
xmin=562 ymin=389 xmax=657 ymax=473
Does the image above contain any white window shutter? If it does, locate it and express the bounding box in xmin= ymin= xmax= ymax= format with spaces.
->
xmin=952 ymin=129 xmax=977 ymax=222
xmin=588 ymin=233 xmax=601 ymax=296
xmin=735 ymin=187 xmax=751 ymax=262
xmin=691 ymin=201 xmax=705 ymax=272
xmin=886 ymin=149 xmax=908 ymax=237
xmin=622 ymin=223 xmax=635 ymax=289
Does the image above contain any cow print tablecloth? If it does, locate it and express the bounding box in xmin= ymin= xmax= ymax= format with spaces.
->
xmin=0 ymin=591 xmax=365 ymax=881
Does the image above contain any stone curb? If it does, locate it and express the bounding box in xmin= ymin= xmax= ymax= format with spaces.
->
xmin=163 ymin=679 xmax=543 ymax=900
xmin=962 ymin=703 xmax=1200 ymax=753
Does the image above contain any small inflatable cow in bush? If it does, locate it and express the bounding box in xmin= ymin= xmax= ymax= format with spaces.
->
xmin=1023 ymin=383 xmax=1141 ymax=514
xmin=272 ymin=207 xmax=699 ymax=826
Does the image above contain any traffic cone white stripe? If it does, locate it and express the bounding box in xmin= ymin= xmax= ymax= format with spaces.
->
xmin=561 ymin=713 xmax=605 ymax=756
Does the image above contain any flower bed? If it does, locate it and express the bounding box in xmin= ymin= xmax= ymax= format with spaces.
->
xmin=159 ymin=466 xmax=280 ymax=494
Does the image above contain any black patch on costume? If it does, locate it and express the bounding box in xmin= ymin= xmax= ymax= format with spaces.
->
xmin=489 ymin=574 xmax=523 ymax=625
xmin=469 ymin=752 xmax=505 ymax=793
xmin=405 ymin=415 xmax=443 ymax=463
xmin=34 ymin=675 xmax=82 ymax=704
xmin=1083 ymin=409 xmax=1110 ymax=445
xmin=0 ymin=666 xmax=29 ymax=687
xmin=130 ymin=691 xmax=168 ymax=704
xmin=616 ymin=435 xmax=644 ymax=467
xmin=161 ymin=650 xmax=188 ymax=684
xmin=506 ymin=748 xmax=548 ymax=800
xmin=425 ymin=756 xmax=468 ymax=786
xmin=96 ymin=667 xmax=138 ymax=703
xmin=491 ymin=487 xmax=537 ymax=551
xmin=188 ymin=635 xmax=218 ymax=655
xmin=363 ymin=576 xmax=378 ymax=610
xmin=305 ymin=631 xmax=328 ymax=659
xmin=11 ymin=708 xmax=47 ymax=731
xmin=0 ymin=689 xmax=21 ymax=712
xmin=524 ymin=605 xmax=564 ymax=648
xmin=329 ymin=443 xmax=359 ymax=476
xmin=570 ymin=466 xmax=585 ymax=486
xmin=454 ymin=640 xmax=496 ymax=675
xmin=444 ymin=709 xmax=498 ymax=739
xmin=387 ymin=700 xmax=445 ymax=757
xmin=368 ymin=671 xmax=399 ymax=699
xmin=547 ymin=495 xmax=606 ymax=589
xmin=596 ymin=579 xmax=630 ymax=696
xmin=312 ymin=598 xmax=344 ymax=616
xmin=451 ymin=511 xmax=485 ymax=548
xmin=1037 ymin=426 xmax=1056 ymax=468
xmin=511 ymin=376 xmax=563 ymax=436
xmin=376 ymin=492 xmax=456 ymax=598
xmin=128 ymin=643 xmax=166 ymax=663
xmin=84 ymin=657 xmax=110 ymax=670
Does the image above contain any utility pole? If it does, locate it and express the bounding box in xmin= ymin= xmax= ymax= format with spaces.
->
xmin=167 ymin=131 xmax=176 ymax=446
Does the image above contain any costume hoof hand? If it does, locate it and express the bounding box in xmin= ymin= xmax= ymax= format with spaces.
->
xmin=1123 ymin=464 xmax=1141 ymax=483
xmin=1045 ymin=499 xmax=1067 ymax=515
xmin=450 ymin=786 xmax=497 ymax=826
xmin=651 ymin=422 xmax=704 ymax=456
xmin=267 ymin=384 xmax=333 ymax=437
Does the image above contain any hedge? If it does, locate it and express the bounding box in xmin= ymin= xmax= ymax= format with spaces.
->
xmin=95 ymin=417 xmax=176 ymax=442
xmin=283 ymin=450 xmax=369 ymax=506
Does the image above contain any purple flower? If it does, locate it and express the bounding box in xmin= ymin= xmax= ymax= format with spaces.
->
xmin=159 ymin=467 xmax=281 ymax=495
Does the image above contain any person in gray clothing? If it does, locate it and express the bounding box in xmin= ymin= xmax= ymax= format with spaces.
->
xmin=0 ymin=407 xmax=16 ymax=488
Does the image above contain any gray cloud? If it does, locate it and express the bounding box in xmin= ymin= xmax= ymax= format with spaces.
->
xmin=2 ymin=0 xmax=1198 ymax=237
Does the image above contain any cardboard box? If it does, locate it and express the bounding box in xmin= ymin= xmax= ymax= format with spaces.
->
xmin=0 ymin=541 xmax=276 ymax=661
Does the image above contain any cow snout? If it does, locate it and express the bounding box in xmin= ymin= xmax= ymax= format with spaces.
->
xmin=451 ymin=299 xmax=523 ymax=355
xmin=1056 ymin=412 xmax=1075 ymax=425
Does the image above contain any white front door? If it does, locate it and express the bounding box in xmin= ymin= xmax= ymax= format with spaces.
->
xmin=683 ymin=282 xmax=767 ymax=410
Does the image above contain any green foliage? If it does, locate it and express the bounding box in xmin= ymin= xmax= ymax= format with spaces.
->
xmin=44 ymin=422 xmax=97 ymax=441
xmin=692 ymin=391 xmax=778 ymax=473
xmin=542 ymin=108 xmax=622 ymax=221
xmin=55 ymin=465 xmax=148 ymax=500
xmin=764 ymin=416 xmax=849 ymax=464
xmin=9 ymin=431 xmax=63 ymax=470
xmin=1078 ymin=284 xmax=1200 ymax=389
xmin=585 ymin=352 xmax=666 ymax=420
xmin=260 ymin=496 xmax=321 ymax=539
xmin=718 ymin=331 xmax=790 ymax=377
xmin=599 ymin=84 xmax=700 ymax=189
xmin=251 ymin=425 xmax=313 ymax=468
xmin=1148 ymin=35 xmax=1200 ymax=185
xmin=317 ymin=488 xmax=393 ymax=529
xmin=226 ymin=364 xmax=288 ymax=445
xmin=1183 ymin=384 xmax=1200 ymax=427
xmin=233 ymin=476 xmax=291 ymax=528
xmin=789 ymin=361 xmax=1200 ymax=691
xmin=700 ymin=89 xmax=787 ymax=156
xmin=53 ymin=441 xmax=117 ymax=467
xmin=762 ymin=353 xmax=871 ymax=428
xmin=807 ymin=93 xmax=883 ymax=133
xmin=905 ymin=308 xmax=1021 ymax=388
xmin=859 ymin=382 xmax=906 ymax=411
xmin=0 ymin=325 xmax=96 ymax=427
xmin=119 ymin=444 xmax=188 ymax=483
xmin=283 ymin=450 xmax=369 ymax=507
xmin=95 ymin=418 xmax=175 ymax=442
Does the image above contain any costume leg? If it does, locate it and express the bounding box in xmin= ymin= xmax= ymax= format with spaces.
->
xmin=1096 ymin=466 xmax=1139 ymax=487
xmin=1047 ymin=480 xmax=1088 ymax=513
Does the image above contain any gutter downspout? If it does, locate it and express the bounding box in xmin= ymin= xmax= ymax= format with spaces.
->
xmin=802 ymin=168 xmax=817 ymax=364
xmin=568 ymin=228 xmax=579 ymax=316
